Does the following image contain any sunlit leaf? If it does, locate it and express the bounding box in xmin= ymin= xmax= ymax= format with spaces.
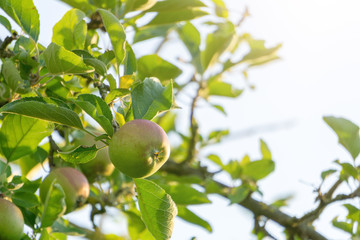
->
xmin=137 ymin=55 xmax=181 ymax=81
xmin=177 ymin=206 xmax=212 ymax=232
xmin=59 ymin=145 xmax=98 ymax=164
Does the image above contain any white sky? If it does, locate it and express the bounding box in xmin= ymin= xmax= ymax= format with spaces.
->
xmin=1 ymin=0 xmax=360 ymax=239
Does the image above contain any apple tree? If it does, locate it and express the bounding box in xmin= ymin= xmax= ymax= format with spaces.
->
xmin=0 ymin=0 xmax=359 ymax=239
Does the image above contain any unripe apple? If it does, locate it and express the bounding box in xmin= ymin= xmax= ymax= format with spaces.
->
xmin=77 ymin=133 xmax=115 ymax=182
xmin=0 ymin=198 xmax=24 ymax=240
xmin=40 ymin=167 xmax=89 ymax=213
xmin=108 ymin=119 xmax=170 ymax=178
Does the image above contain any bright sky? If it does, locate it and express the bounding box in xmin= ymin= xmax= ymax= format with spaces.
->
xmin=1 ymin=0 xmax=360 ymax=239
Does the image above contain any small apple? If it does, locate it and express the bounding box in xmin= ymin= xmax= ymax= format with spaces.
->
xmin=77 ymin=133 xmax=115 ymax=182
xmin=108 ymin=119 xmax=170 ymax=178
xmin=40 ymin=167 xmax=89 ymax=213
xmin=0 ymin=198 xmax=24 ymax=240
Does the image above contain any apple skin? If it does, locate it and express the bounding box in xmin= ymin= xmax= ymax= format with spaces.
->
xmin=40 ymin=167 xmax=89 ymax=213
xmin=0 ymin=198 xmax=24 ymax=240
xmin=77 ymin=133 xmax=115 ymax=182
xmin=108 ymin=119 xmax=170 ymax=178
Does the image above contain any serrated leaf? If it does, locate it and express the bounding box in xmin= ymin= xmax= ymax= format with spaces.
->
xmin=0 ymin=114 xmax=53 ymax=162
xmin=242 ymin=159 xmax=275 ymax=181
xmin=59 ymin=145 xmax=98 ymax=164
xmin=43 ymin=42 xmax=94 ymax=75
xmin=0 ymin=97 xmax=84 ymax=129
xmin=134 ymin=179 xmax=177 ymax=240
xmin=52 ymin=8 xmax=86 ymax=50
xmin=98 ymin=9 xmax=126 ymax=68
xmin=137 ymin=55 xmax=181 ymax=81
xmin=9 ymin=0 xmax=40 ymax=42
xmin=324 ymin=116 xmax=360 ymax=160
xmin=0 ymin=15 xmax=11 ymax=32
xmin=177 ymin=206 xmax=212 ymax=232
xmin=41 ymin=181 xmax=66 ymax=228
xmin=105 ymin=88 xmax=131 ymax=104
xmin=132 ymin=78 xmax=173 ymax=120
xmin=75 ymin=94 xmax=113 ymax=136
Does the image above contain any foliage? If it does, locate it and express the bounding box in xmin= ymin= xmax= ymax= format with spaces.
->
xmin=0 ymin=0 xmax=358 ymax=239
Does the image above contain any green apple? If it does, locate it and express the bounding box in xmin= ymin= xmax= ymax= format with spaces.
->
xmin=0 ymin=198 xmax=24 ymax=240
xmin=108 ymin=119 xmax=170 ymax=178
xmin=77 ymin=132 xmax=115 ymax=182
xmin=40 ymin=167 xmax=89 ymax=213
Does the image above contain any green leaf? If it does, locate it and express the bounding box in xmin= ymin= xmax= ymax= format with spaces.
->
xmin=59 ymin=145 xmax=98 ymax=164
xmin=124 ymin=210 xmax=152 ymax=240
xmin=12 ymin=191 xmax=39 ymax=208
xmin=177 ymin=206 xmax=212 ymax=232
xmin=229 ymin=185 xmax=250 ymax=204
xmin=207 ymin=154 xmax=224 ymax=168
xmin=51 ymin=218 xmax=87 ymax=235
xmin=43 ymin=42 xmax=94 ymax=75
xmin=57 ymin=0 xmax=96 ymax=15
xmin=138 ymin=55 xmax=182 ymax=81
xmin=105 ymin=88 xmax=131 ymax=104
xmin=83 ymin=58 xmax=107 ymax=76
xmin=45 ymin=78 xmax=71 ymax=101
xmin=124 ymin=0 xmax=158 ymax=12
xmin=242 ymin=35 xmax=282 ymax=64
xmin=1 ymin=59 xmax=29 ymax=94
xmin=0 ymin=15 xmax=11 ymax=32
xmin=332 ymin=217 xmax=353 ymax=234
xmin=242 ymin=159 xmax=275 ymax=181
xmin=0 ymin=97 xmax=84 ymax=129
xmin=260 ymin=139 xmax=272 ymax=160
xmin=147 ymin=9 xmax=208 ymax=25
xmin=177 ymin=22 xmax=201 ymax=72
xmin=147 ymin=0 xmax=206 ymax=12
xmin=8 ymin=0 xmax=40 ymax=42
xmin=132 ymin=78 xmax=173 ymax=120
xmin=207 ymin=80 xmax=243 ymax=98
xmin=124 ymin=42 xmax=137 ymax=75
xmin=75 ymin=94 xmax=113 ymax=136
xmin=40 ymin=181 xmax=66 ymax=228
xmin=321 ymin=169 xmax=337 ymax=180
xmin=52 ymin=9 xmax=86 ymax=50
xmin=324 ymin=116 xmax=360 ymax=160
xmin=344 ymin=204 xmax=360 ymax=222
xmin=201 ymin=21 xmax=235 ymax=71
xmin=0 ymin=114 xmax=53 ymax=162
xmin=98 ymin=9 xmax=126 ymax=68
xmin=340 ymin=162 xmax=358 ymax=180
xmin=134 ymin=179 xmax=177 ymax=240
xmin=211 ymin=0 xmax=228 ymax=18
xmin=134 ymin=24 xmax=174 ymax=43
xmin=159 ymin=183 xmax=211 ymax=205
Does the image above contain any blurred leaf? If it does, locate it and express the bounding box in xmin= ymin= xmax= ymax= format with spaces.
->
xmin=207 ymin=129 xmax=229 ymax=144
xmin=324 ymin=116 xmax=360 ymax=160
xmin=43 ymin=43 xmax=94 ymax=75
xmin=0 ymin=15 xmax=11 ymax=32
xmin=135 ymin=179 xmax=177 ymax=240
xmin=159 ymin=183 xmax=211 ymax=205
xmin=124 ymin=42 xmax=137 ymax=75
xmin=138 ymin=55 xmax=181 ymax=81
xmin=0 ymin=97 xmax=84 ymax=129
xmin=207 ymin=154 xmax=224 ymax=168
xmin=147 ymin=0 xmax=206 ymax=12
xmin=59 ymin=145 xmax=98 ymax=164
xmin=115 ymin=111 xmax=125 ymax=127
xmin=51 ymin=218 xmax=87 ymax=235
xmin=177 ymin=206 xmax=212 ymax=232
xmin=132 ymin=78 xmax=173 ymax=120
xmin=40 ymin=181 xmax=66 ymax=228
xmin=58 ymin=0 xmax=96 ymax=14
xmin=105 ymin=88 xmax=131 ymax=104
xmin=339 ymin=162 xmax=358 ymax=180
xmin=242 ymin=35 xmax=282 ymax=64
xmin=124 ymin=210 xmax=151 ymax=240
xmin=201 ymin=21 xmax=235 ymax=71
xmin=207 ymin=80 xmax=243 ymax=98
xmin=321 ymin=169 xmax=337 ymax=180
xmin=270 ymin=195 xmax=293 ymax=209
xmin=147 ymin=9 xmax=208 ymax=25
xmin=260 ymin=139 xmax=271 ymax=160
xmin=332 ymin=217 xmax=353 ymax=234
xmin=0 ymin=114 xmax=53 ymax=162
xmin=52 ymin=9 xmax=86 ymax=50
xmin=229 ymin=185 xmax=250 ymax=204
xmin=12 ymin=191 xmax=40 ymax=208
xmin=120 ymin=75 xmax=135 ymax=89
xmin=2 ymin=59 xmax=29 ymax=94
xmin=224 ymin=160 xmax=242 ymax=180
xmin=211 ymin=0 xmax=228 ymax=18
xmin=98 ymin=9 xmax=126 ymax=68
xmin=134 ymin=24 xmax=174 ymax=43
xmin=124 ymin=0 xmax=157 ymax=12
xmin=242 ymin=159 xmax=275 ymax=181
xmin=76 ymin=94 xmax=113 ymax=136
xmin=344 ymin=204 xmax=360 ymax=222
